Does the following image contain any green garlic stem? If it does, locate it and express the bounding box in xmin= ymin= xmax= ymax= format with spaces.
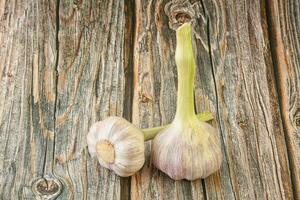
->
xmin=142 ymin=112 xmax=213 ymax=141
xmin=143 ymin=23 xmax=207 ymax=141
xmin=173 ymin=23 xmax=197 ymax=125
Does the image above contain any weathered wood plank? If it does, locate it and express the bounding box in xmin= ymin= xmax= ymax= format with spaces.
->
xmin=0 ymin=0 xmax=58 ymax=199
xmin=53 ymin=0 xmax=128 ymax=199
xmin=132 ymin=0 xmax=294 ymax=199
xmin=131 ymin=0 xmax=195 ymax=199
xmin=192 ymin=0 xmax=294 ymax=199
xmin=267 ymin=0 xmax=300 ymax=198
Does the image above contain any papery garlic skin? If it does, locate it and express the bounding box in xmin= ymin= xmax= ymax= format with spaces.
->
xmin=152 ymin=118 xmax=222 ymax=180
xmin=87 ymin=117 xmax=145 ymax=177
xmin=151 ymin=23 xmax=222 ymax=180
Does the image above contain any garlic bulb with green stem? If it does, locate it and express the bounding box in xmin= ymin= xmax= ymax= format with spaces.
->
xmin=151 ymin=23 xmax=222 ymax=180
xmin=87 ymin=112 xmax=214 ymax=177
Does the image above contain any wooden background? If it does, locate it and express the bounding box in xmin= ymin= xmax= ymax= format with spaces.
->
xmin=0 ymin=0 xmax=299 ymax=199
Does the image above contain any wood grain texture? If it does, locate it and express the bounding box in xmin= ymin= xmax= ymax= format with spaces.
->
xmin=0 ymin=0 xmax=298 ymax=199
xmin=0 ymin=0 xmax=130 ymax=199
xmin=53 ymin=0 xmax=127 ymax=199
xmin=0 ymin=0 xmax=58 ymax=199
xmin=192 ymin=0 xmax=294 ymax=199
xmin=131 ymin=0 xmax=187 ymax=199
xmin=132 ymin=0 xmax=294 ymax=199
xmin=267 ymin=0 xmax=300 ymax=198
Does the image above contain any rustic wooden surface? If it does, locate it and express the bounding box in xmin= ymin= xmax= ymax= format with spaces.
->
xmin=0 ymin=0 xmax=299 ymax=199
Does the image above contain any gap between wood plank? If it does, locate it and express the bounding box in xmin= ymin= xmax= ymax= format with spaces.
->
xmin=121 ymin=0 xmax=136 ymax=199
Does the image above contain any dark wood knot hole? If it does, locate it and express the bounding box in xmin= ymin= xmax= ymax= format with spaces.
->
xmin=32 ymin=177 xmax=62 ymax=198
xmin=175 ymin=12 xmax=191 ymax=24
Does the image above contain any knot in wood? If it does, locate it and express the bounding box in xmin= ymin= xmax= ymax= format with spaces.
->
xmin=140 ymin=93 xmax=152 ymax=103
xmin=32 ymin=177 xmax=62 ymax=198
xmin=294 ymin=109 xmax=300 ymax=127
xmin=175 ymin=13 xmax=191 ymax=24
xmin=164 ymin=0 xmax=195 ymax=30
xmin=296 ymin=118 xmax=300 ymax=127
xmin=96 ymin=140 xmax=115 ymax=163
xmin=6 ymin=72 xmax=13 ymax=77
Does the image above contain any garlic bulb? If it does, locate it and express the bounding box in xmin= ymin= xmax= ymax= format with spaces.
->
xmin=87 ymin=116 xmax=144 ymax=177
xmin=151 ymin=23 xmax=222 ymax=180
xmin=87 ymin=112 xmax=214 ymax=177
xmin=152 ymin=120 xmax=222 ymax=180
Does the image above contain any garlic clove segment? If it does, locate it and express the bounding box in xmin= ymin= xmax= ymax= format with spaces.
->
xmin=151 ymin=23 xmax=222 ymax=180
xmin=87 ymin=116 xmax=145 ymax=177
xmin=152 ymin=118 xmax=222 ymax=180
